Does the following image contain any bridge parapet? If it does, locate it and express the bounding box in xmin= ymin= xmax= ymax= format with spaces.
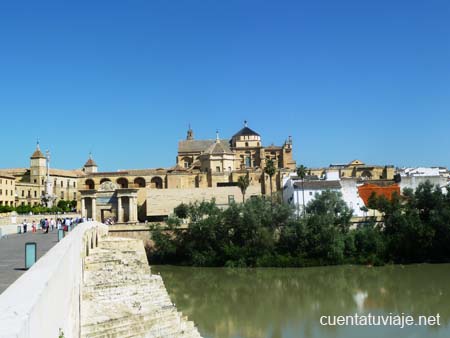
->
xmin=0 ymin=221 xmax=108 ymax=338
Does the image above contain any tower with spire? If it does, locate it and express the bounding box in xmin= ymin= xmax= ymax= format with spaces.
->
xmin=83 ymin=152 xmax=98 ymax=174
xmin=30 ymin=141 xmax=47 ymax=186
xmin=186 ymin=124 xmax=194 ymax=140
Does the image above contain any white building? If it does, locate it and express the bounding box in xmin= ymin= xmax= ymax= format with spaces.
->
xmin=283 ymin=166 xmax=450 ymax=218
xmin=283 ymin=175 xmax=368 ymax=217
xmin=399 ymin=176 xmax=448 ymax=195
xmin=398 ymin=167 xmax=441 ymax=177
xmin=283 ymin=178 xmax=341 ymax=215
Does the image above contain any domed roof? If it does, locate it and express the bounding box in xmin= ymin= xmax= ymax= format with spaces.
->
xmin=84 ymin=153 xmax=97 ymax=167
xmin=231 ymin=121 xmax=260 ymax=139
xmin=204 ymin=139 xmax=233 ymax=155
xmin=30 ymin=143 xmax=45 ymax=159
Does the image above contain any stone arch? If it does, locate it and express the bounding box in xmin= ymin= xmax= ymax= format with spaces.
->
xmin=151 ymin=176 xmax=163 ymax=189
xmin=134 ymin=177 xmax=146 ymax=188
xmin=85 ymin=179 xmax=95 ymax=190
xmin=100 ymin=178 xmax=111 ymax=184
xmin=117 ymin=177 xmax=129 ymax=189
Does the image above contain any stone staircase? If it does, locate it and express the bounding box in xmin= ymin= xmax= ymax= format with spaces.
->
xmin=81 ymin=237 xmax=202 ymax=338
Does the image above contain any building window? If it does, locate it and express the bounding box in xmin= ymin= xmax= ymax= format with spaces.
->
xmin=61 ymin=181 xmax=64 ymax=188
xmin=61 ymin=191 xmax=64 ymax=199
xmin=33 ymin=179 xmax=37 ymax=183
xmin=216 ymin=166 xmax=221 ymax=173
xmin=228 ymin=195 xmax=235 ymax=204
xmin=245 ymin=142 xmax=249 ymax=147
xmin=245 ymin=157 xmax=251 ymax=168
xmin=73 ymin=182 xmax=76 ymax=188
xmin=73 ymin=192 xmax=76 ymax=200
xmin=184 ymin=162 xmax=189 ymax=168
xmin=34 ymin=191 xmax=37 ymax=198
xmin=0 ymin=189 xmax=2 ymax=195
xmin=22 ymin=190 xmax=24 ymax=197
xmin=309 ymin=191 xmax=313 ymax=196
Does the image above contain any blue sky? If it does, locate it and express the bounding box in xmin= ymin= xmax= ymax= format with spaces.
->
xmin=0 ymin=0 xmax=449 ymax=171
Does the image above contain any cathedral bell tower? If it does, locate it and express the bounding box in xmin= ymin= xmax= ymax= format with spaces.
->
xmin=30 ymin=141 xmax=47 ymax=186
xmin=83 ymin=153 xmax=98 ymax=174
xmin=186 ymin=125 xmax=194 ymax=140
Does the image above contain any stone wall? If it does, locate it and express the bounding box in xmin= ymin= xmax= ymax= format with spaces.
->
xmin=81 ymin=236 xmax=201 ymax=337
xmin=108 ymin=224 xmax=154 ymax=247
xmin=147 ymin=185 xmax=262 ymax=217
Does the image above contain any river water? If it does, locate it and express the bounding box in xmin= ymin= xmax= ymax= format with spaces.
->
xmin=153 ymin=264 xmax=450 ymax=338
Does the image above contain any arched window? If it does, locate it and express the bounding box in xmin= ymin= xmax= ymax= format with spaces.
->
xmin=116 ymin=177 xmax=129 ymax=189
xmin=361 ymin=170 xmax=372 ymax=179
xmin=134 ymin=177 xmax=146 ymax=188
xmin=182 ymin=157 xmax=193 ymax=168
xmin=85 ymin=179 xmax=95 ymax=190
xmin=151 ymin=177 xmax=163 ymax=189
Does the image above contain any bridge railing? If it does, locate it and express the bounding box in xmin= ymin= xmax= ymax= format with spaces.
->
xmin=0 ymin=221 xmax=108 ymax=338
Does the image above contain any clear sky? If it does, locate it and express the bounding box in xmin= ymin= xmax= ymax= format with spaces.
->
xmin=0 ymin=0 xmax=449 ymax=172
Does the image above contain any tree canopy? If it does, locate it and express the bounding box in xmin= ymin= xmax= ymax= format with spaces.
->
xmin=148 ymin=181 xmax=450 ymax=268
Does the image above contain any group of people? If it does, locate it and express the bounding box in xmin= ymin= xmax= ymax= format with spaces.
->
xmin=103 ymin=217 xmax=116 ymax=225
xmin=19 ymin=217 xmax=86 ymax=234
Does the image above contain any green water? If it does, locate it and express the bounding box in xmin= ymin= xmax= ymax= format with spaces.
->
xmin=153 ymin=264 xmax=450 ymax=338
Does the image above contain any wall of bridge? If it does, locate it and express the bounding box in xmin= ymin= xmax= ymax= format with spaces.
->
xmin=0 ymin=221 xmax=108 ymax=338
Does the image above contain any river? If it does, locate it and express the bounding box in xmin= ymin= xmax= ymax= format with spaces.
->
xmin=153 ymin=264 xmax=450 ymax=338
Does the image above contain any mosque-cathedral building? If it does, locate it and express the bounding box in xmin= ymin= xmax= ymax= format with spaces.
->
xmin=0 ymin=122 xmax=394 ymax=222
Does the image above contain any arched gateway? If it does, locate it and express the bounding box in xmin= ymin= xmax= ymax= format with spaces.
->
xmin=79 ymin=180 xmax=138 ymax=223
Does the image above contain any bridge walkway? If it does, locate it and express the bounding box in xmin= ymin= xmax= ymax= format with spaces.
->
xmin=0 ymin=231 xmax=59 ymax=294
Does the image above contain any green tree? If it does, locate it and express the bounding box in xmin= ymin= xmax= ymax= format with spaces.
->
xmin=303 ymin=191 xmax=353 ymax=264
xmin=264 ymin=159 xmax=276 ymax=204
xmin=148 ymin=182 xmax=450 ymax=268
xmin=174 ymin=203 xmax=189 ymax=219
xmin=237 ymin=174 xmax=250 ymax=203
xmin=57 ymin=200 xmax=70 ymax=212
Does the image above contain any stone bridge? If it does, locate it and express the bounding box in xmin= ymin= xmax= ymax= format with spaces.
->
xmin=0 ymin=222 xmax=201 ymax=338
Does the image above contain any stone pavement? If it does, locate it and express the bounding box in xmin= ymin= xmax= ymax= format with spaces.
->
xmin=0 ymin=231 xmax=59 ymax=294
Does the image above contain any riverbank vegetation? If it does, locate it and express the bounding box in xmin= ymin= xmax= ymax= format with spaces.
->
xmin=148 ymin=181 xmax=450 ymax=267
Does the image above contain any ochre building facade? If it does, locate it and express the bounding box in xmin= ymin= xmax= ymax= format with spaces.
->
xmin=1 ymin=124 xmax=395 ymax=223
